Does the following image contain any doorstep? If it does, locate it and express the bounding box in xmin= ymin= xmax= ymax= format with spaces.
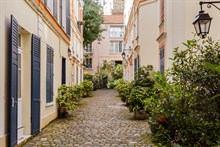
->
xmin=17 ymin=135 xmax=32 ymax=147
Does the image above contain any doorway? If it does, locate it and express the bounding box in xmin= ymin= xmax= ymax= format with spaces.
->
xmin=17 ymin=34 xmax=24 ymax=142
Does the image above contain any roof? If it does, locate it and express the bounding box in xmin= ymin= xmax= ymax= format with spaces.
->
xmin=103 ymin=14 xmax=124 ymax=24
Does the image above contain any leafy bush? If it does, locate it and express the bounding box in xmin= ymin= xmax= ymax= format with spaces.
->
xmin=83 ymin=73 xmax=93 ymax=81
xmin=56 ymin=85 xmax=77 ymax=110
xmin=128 ymin=86 xmax=153 ymax=112
xmin=115 ymin=81 xmax=132 ymax=103
xmin=81 ymin=80 xmax=93 ymax=97
xmin=149 ymin=37 xmax=220 ymax=146
xmin=133 ymin=65 xmax=154 ymax=88
xmin=112 ymin=64 xmax=123 ymax=80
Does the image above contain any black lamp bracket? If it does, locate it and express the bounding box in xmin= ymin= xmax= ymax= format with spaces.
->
xmin=200 ymin=1 xmax=220 ymax=12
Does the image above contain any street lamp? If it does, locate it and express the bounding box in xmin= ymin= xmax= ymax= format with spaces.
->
xmin=121 ymin=52 xmax=126 ymax=60
xmin=193 ymin=1 xmax=220 ymax=38
xmin=121 ymin=48 xmax=131 ymax=60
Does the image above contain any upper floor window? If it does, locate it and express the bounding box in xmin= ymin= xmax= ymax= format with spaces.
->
xmin=110 ymin=26 xmax=124 ymax=38
xmin=110 ymin=41 xmax=122 ymax=53
xmin=85 ymin=44 xmax=92 ymax=52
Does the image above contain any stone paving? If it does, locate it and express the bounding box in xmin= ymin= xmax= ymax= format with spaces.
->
xmin=24 ymin=90 xmax=154 ymax=147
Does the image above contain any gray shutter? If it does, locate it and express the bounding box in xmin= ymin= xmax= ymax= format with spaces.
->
xmin=53 ymin=0 xmax=58 ymax=20
xmin=66 ymin=0 xmax=70 ymax=36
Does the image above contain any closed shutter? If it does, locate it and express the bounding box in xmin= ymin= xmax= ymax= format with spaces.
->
xmin=31 ymin=34 xmax=41 ymax=135
xmin=46 ymin=45 xmax=54 ymax=103
xmin=66 ymin=0 xmax=71 ymax=36
xmin=53 ymin=0 xmax=58 ymax=20
xmin=62 ymin=0 xmax=66 ymax=29
xmin=160 ymin=48 xmax=165 ymax=75
xmin=9 ymin=15 xmax=18 ymax=147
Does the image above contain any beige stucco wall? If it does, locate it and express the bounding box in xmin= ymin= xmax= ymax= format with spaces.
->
xmin=40 ymin=20 xmax=71 ymax=129
xmin=139 ymin=0 xmax=159 ymax=71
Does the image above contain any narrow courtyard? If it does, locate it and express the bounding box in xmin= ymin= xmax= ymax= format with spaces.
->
xmin=24 ymin=90 xmax=154 ymax=146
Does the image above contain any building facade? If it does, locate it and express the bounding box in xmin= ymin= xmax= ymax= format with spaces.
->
xmin=84 ymin=14 xmax=124 ymax=74
xmin=70 ymin=0 xmax=84 ymax=84
xmin=123 ymin=0 xmax=220 ymax=81
xmin=123 ymin=0 xmax=159 ymax=81
xmin=0 ymin=0 xmax=83 ymax=146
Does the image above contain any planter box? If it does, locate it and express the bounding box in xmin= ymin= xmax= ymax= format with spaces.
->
xmin=58 ymin=107 xmax=68 ymax=118
xmin=134 ymin=110 xmax=149 ymax=120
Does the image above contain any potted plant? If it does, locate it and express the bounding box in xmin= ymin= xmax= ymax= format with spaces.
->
xmin=57 ymin=85 xmax=77 ymax=117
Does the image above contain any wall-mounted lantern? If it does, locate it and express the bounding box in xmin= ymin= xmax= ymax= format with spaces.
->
xmin=193 ymin=1 xmax=220 ymax=38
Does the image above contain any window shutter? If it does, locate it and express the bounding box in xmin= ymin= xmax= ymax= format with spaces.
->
xmin=62 ymin=0 xmax=66 ymax=29
xmin=53 ymin=0 xmax=58 ymax=20
xmin=50 ymin=47 xmax=54 ymax=102
xmin=160 ymin=48 xmax=165 ymax=75
xmin=66 ymin=0 xmax=71 ymax=36
xmin=46 ymin=46 xmax=51 ymax=103
xmin=31 ymin=34 xmax=41 ymax=135
xmin=9 ymin=15 xmax=18 ymax=147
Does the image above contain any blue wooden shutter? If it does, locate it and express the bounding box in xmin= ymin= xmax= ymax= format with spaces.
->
xmin=46 ymin=46 xmax=51 ymax=103
xmin=31 ymin=34 xmax=41 ymax=135
xmin=160 ymin=48 xmax=165 ymax=75
xmin=9 ymin=15 xmax=18 ymax=147
xmin=46 ymin=46 xmax=53 ymax=103
xmin=50 ymin=48 xmax=54 ymax=102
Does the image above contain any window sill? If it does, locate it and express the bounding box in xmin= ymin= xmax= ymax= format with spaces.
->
xmin=46 ymin=102 xmax=54 ymax=107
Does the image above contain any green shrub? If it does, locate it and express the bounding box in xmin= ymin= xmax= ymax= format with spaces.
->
xmin=81 ymin=80 xmax=93 ymax=97
xmin=112 ymin=64 xmax=123 ymax=80
xmin=133 ymin=65 xmax=154 ymax=88
xmin=83 ymin=73 xmax=93 ymax=81
xmin=149 ymin=37 xmax=220 ymax=146
xmin=115 ymin=81 xmax=132 ymax=103
xmin=56 ymin=85 xmax=77 ymax=110
xmin=73 ymin=84 xmax=84 ymax=98
xmin=128 ymin=86 xmax=152 ymax=112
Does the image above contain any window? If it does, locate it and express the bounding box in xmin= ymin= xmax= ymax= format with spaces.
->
xmin=110 ymin=41 xmax=122 ymax=53
xmin=76 ymin=66 xmax=79 ymax=83
xmin=72 ymin=64 xmax=75 ymax=84
xmin=46 ymin=45 xmax=54 ymax=103
xmin=160 ymin=48 xmax=165 ymax=75
xmin=85 ymin=43 xmax=92 ymax=52
xmin=85 ymin=58 xmax=92 ymax=68
xmin=18 ymin=53 xmax=21 ymax=98
xmin=110 ymin=26 xmax=124 ymax=38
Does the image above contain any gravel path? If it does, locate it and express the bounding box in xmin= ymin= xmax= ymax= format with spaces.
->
xmin=24 ymin=90 xmax=154 ymax=147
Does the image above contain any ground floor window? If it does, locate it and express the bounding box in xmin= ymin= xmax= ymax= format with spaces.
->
xmin=85 ymin=58 xmax=92 ymax=68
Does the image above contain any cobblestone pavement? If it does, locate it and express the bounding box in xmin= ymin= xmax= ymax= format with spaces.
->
xmin=24 ymin=90 xmax=154 ymax=147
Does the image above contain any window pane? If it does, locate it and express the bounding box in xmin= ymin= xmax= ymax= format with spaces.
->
xmin=18 ymin=70 xmax=21 ymax=98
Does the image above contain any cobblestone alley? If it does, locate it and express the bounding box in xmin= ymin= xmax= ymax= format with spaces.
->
xmin=24 ymin=90 xmax=154 ymax=147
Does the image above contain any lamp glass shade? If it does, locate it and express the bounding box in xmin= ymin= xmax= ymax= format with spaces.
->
xmin=193 ymin=13 xmax=212 ymax=39
xmin=121 ymin=52 xmax=126 ymax=59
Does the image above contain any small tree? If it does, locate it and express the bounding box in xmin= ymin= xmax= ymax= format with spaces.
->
xmin=83 ymin=0 xmax=104 ymax=46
